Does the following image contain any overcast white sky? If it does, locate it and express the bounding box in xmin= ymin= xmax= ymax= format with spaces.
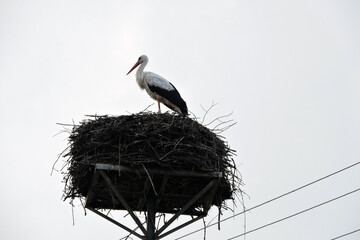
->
xmin=0 ymin=0 xmax=359 ymax=239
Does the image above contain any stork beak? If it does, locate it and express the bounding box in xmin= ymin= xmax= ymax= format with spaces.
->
xmin=126 ymin=61 xmax=140 ymax=75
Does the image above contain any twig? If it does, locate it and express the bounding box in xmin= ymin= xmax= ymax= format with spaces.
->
xmin=56 ymin=122 xmax=77 ymax=127
xmin=51 ymin=145 xmax=70 ymax=176
xmin=53 ymin=127 xmax=72 ymax=137
xmin=213 ymin=122 xmax=237 ymax=134
xmin=200 ymin=101 xmax=218 ymax=125
xmin=72 ymin=204 xmax=75 ymax=226
xmin=139 ymin=103 xmax=155 ymax=114
xmin=142 ymin=164 xmax=158 ymax=196
xmin=203 ymin=217 xmax=207 ymax=240
xmin=204 ymin=111 xmax=234 ymax=127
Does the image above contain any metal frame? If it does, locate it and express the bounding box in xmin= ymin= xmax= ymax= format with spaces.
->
xmin=85 ymin=163 xmax=222 ymax=240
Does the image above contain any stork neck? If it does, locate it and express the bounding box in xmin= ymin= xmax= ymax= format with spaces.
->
xmin=136 ymin=60 xmax=147 ymax=79
xmin=135 ymin=61 xmax=147 ymax=89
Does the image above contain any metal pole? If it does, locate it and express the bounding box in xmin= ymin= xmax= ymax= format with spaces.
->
xmin=146 ymin=187 xmax=156 ymax=240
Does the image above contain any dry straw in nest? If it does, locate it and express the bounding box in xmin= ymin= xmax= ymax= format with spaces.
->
xmin=61 ymin=112 xmax=241 ymax=215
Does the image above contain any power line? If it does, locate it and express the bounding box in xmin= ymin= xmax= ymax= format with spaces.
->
xmin=226 ymin=187 xmax=360 ymax=239
xmin=174 ymin=161 xmax=360 ymax=240
xmin=330 ymin=228 xmax=360 ymax=240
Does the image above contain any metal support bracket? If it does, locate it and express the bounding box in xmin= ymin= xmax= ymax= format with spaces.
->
xmin=98 ymin=170 xmax=148 ymax=236
xmin=155 ymin=179 xmax=216 ymax=238
xmin=87 ymin=207 xmax=144 ymax=239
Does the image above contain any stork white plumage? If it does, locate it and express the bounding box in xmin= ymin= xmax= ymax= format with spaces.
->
xmin=127 ymin=55 xmax=188 ymax=115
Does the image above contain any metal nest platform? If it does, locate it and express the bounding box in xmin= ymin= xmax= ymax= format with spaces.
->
xmin=86 ymin=163 xmax=222 ymax=215
xmin=85 ymin=163 xmax=223 ymax=239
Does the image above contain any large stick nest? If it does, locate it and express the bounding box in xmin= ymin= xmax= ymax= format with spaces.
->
xmin=62 ymin=112 xmax=241 ymax=215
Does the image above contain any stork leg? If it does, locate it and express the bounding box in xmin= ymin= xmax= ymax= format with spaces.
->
xmin=157 ymin=101 xmax=161 ymax=114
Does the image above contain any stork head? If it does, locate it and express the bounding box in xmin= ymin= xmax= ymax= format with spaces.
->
xmin=127 ymin=55 xmax=148 ymax=75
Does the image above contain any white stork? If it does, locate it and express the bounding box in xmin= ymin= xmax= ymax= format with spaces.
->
xmin=127 ymin=55 xmax=188 ymax=116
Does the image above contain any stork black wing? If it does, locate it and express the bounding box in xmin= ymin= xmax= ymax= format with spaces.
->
xmin=148 ymin=82 xmax=188 ymax=115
